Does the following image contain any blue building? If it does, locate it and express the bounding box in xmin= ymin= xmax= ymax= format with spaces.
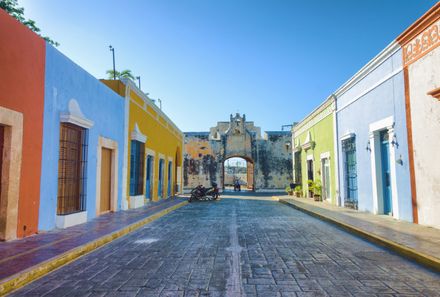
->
xmin=38 ymin=44 xmax=125 ymax=230
xmin=334 ymin=41 xmax=413 ymax=222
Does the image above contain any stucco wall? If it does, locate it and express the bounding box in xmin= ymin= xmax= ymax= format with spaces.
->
xmin=38 ymin=45 xmax=125 ymax=231
xmin=336 ymin=47 xmax=413 ymax=222
xmin=0 ymin=10 xmax=45 ymax=238
xmin=408 ymin=47 xmax=440 ymax=228
xmin=293 ymin=111 xmax=337 ymax=204
xmin=125 ymin=88 xmax=184 ymax=205
xmin=183 ymin=116 xmax=292 ymax=191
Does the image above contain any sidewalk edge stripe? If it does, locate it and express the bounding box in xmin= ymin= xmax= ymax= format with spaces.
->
xmin=278 ymin=198 xmax=440 ymax=272
xmin=0 ymin=200 xmax=188 ymax=296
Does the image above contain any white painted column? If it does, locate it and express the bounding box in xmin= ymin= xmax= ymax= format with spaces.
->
xmin=388 ymin=126 xmax=400 ymax=219
xmin=369 ymin=131 xmax=380 ymax=215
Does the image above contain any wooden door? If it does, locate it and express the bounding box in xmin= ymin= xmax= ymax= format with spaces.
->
xmin=100 ymin=148 xmax=112 ymax=213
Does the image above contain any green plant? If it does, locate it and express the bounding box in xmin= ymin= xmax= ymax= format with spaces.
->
xmin=285 ymin=185 xmax=294 ymax=195
xmin=294 ymin=185 xmax=302 ymax=192
xmin=313 ymin=179 xmax=322 ymax=196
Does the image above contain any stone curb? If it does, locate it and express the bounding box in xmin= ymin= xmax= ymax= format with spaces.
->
xmin=0 ymin=201 xmax=188 ymax=296
xmin=278 ymin=198 xmax=440 ymax=273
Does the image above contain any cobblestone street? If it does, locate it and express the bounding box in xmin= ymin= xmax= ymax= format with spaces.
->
xmin=11 ymin=195 xmax=440 ymax=297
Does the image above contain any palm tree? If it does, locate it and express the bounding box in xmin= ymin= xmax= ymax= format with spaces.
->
xmin=106 ymin=69 xmax=135 ymax=81
xmin=106 ymin=69 xmax=120 ymax=80
xmin=119 ymin=69 xmax=135 ymax=80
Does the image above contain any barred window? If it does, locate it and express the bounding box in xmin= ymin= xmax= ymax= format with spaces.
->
xmin=294 ymin=151 xmax=302 ymax=184
xmin=342 ymin=137 xmax=358 ymax=209
xmin=57 ymin=123 xmax=88 ymax=215
xmin=130 ymin=140 xmax=144 ymax=196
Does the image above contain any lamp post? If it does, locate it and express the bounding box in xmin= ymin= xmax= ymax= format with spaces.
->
xmin=136 ymin=76 xmax=141 ymax=89
xmin=109 ymin=45 xmax=116 ymax=80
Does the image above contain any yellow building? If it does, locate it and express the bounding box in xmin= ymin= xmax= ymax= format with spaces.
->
xmin=102 ymin=78 xmax=183 ymax=209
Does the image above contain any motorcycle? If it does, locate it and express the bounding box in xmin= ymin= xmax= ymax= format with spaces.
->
xmin=189 ymin=182 xmax=219 ymax=202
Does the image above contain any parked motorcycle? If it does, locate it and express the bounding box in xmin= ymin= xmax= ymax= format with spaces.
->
xmin=189 ymin=182 xmax=219 ymax=202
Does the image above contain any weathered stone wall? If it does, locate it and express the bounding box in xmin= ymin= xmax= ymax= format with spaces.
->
xmin=183 ymin=114 xmax=292 ymax=190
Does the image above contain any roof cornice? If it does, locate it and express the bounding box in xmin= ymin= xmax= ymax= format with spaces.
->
xmin=397 ymin=2 xmax=440 ymax=46
xmin=333 ymin=40 xmax=400 ymax=98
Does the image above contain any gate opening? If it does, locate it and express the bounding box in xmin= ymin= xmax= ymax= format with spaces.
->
xmin=223 ymin=157 xmax=254 ymax=191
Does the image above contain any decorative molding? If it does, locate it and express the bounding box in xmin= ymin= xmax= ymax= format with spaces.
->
xmin=334 ymin=41 xmax=401 ymax=98
xmin=336 ymin=67 xmax=403 ymax=113
xmin=294 ymin=98 xmax=335 ymax=136
xmin=320 ymin=151 xmax=330 ymax=160
xmin=121 ymin=78 xmax=184 ymax=137
xmin=427 ymin=87 xmax=440 ymax=100
xmin=401 ymin=20 xmax=440 ymax=66
xmin=60 ymin=99 xmax=94 ymax=129
xmin=131 ymin=123 xmax=147 ymax=143
xmin=340 ymin=133 xmax=356 ymax=141
xmin=369 ymin=116 xmax=394 ymax=132
xmin=397 ymin=2 xmax=440 ymax=46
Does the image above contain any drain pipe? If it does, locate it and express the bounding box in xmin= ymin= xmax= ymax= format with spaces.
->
xmin=331 ymin=94 xmax=341 ymax=206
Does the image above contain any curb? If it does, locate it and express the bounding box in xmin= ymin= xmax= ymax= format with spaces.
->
xmin=278 ymin=198 xmax=440 ymax=272
xmin=0 ymin=200 xmax=188 ymax=296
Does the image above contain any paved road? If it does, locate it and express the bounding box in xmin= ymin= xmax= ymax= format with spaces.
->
xmin=11 ymin=196 xmax=440 ymax=297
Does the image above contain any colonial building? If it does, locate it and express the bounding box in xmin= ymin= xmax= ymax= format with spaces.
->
xmin=102 ymin=79 xmax=184 ymax=209
xmin=0 ymin=9 xmax=46 ymax=240
xmin=292 ymin=97 xmax=338 ymax=204
xmin=38 ymin=45 xmax=126 ymax=230
xmin=334 ymin=40 xmax=413 ymax=222
xmin=397 ymin=3 xmax=440 ymax=228
xmin=183 ymin=113 xmax=292 ymax=190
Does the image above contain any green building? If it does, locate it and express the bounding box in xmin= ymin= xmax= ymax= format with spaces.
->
xmin=292 ymin=97 xmax=338 ymax=204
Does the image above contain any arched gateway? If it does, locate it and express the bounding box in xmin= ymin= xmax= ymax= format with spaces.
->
xmin=183 ymin=113 xmax=292 ymax=191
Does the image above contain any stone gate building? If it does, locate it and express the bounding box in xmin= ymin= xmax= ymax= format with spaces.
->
xmin=183 ymin=113 xmax=292 ymax=190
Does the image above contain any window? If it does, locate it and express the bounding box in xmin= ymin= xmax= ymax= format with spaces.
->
xmin=342 ymin=137 xmax=358 ymax=209
xmin=167 ymin=161 xmax=172 ymax=197
xmin=130 ymin=140 xmax=144 ymax=196
xmin=294 ymin=151 xmax=302 ymax=184
xmin=57 ymin=123 xmax=88 ymax=215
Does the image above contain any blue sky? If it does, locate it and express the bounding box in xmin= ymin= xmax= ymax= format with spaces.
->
xmin=18 ymin=0 xmax=437 ymax=132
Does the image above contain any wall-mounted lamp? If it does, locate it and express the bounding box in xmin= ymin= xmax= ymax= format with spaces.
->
xmin=285 ymin=141 xmax=291 ymax=151
xmin=396 ymin=154 xmax=404 ymax=165
xmin=366 ymin=140 xmax=371 ymax=152
xmin=391 ymin=134 xmax=399 ymax=148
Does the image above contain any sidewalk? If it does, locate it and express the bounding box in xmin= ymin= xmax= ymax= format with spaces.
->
xmin=278 ymin=196 xmax=440 ymax=272
xmin=0 ymin=197 xmax=187 ymax=296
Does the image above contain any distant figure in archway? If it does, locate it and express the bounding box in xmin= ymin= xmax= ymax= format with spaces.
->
xmin=234 ymin=179 xmax=241 ymax=192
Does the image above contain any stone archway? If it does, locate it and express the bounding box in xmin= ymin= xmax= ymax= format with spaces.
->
xmin=183 ymin=113 xmax=292 ymax=191
xmin=222 ymin=156 xmax=255 ymax=191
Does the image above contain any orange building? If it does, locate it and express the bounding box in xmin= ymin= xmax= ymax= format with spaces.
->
xmin=0 ymin=10 xmax=45 ymax=240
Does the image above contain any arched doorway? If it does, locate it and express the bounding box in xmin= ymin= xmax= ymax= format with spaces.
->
xmin=222 ymin=156 xmax=254 ymax=191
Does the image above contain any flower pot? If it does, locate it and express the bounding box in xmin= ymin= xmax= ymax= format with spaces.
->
xmin=314 ymin=195 xmax=321 ymax=201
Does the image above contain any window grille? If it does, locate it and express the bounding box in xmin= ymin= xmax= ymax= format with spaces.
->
xmin=130 ymin=140 xmax=144 ymax=195
xmin=57 ymin=123 xmax=88 ymax=215
xmin=294 ymin=151 xmax=302 ymax=184
xmin=342 ymin=137 xmax=358 ymax=209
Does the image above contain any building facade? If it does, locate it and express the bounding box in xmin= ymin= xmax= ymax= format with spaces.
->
xmin=38 ymin=45 xmax=126 ymax=230
xmin=102 ymin=79 xmax=184 ymax=210
xmin=335 ymin=41 xmax=413 ymax=222
xmin=184 ymin=113 xmax=292 ymax=190
xmin=397 ymin=3 xmax=440 ymax=228
xmin=292 ymin=98 xmax=338 ymax=204
xmin=0 ymin=10 xmax=46 ymax=240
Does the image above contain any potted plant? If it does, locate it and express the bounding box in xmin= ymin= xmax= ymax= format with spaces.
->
xmin=294 ymin=185 xmax=302 ymax=197
xmin=285 ymin=185 xmax=293 ymax=196
xmin=313 ymin=179 xmax=322 ymax=201
xmin=307 ymin=180 xmax=314 ymax=198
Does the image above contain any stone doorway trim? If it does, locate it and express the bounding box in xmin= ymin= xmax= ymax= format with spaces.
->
xmin=0 ymin=106 xmax=23 ymax=241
